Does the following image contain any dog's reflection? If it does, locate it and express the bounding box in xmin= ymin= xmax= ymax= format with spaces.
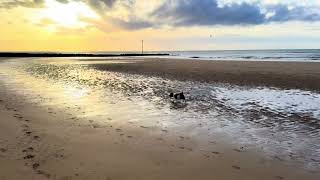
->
xmin=170 ymin=101 xmax=187 ymax=109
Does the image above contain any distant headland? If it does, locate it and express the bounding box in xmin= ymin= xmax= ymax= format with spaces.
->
xmin=0 ymin=52 xmax=169 ymax=58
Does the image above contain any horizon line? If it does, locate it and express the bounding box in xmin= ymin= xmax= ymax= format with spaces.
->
xmin=1 ymin=48 xmax=320 ymax=53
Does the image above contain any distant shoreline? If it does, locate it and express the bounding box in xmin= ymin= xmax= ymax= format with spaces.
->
xmin=0 ymin=52 xmax=170 ymax=58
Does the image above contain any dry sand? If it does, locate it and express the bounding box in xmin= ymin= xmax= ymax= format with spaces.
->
xmin=90 ymin=58 xmax=320 ymax=91
xmin=1 ymin=58 xmax=320 ymax=180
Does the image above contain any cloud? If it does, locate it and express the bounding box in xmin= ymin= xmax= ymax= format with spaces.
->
xmin=56 ymin=0 xmax=69 ymax=3
xmin=84 ymin=0 xmax=120 ymax=12
xmin=98 ymin=0 xmax=117 ymax=7
xmin=110 ymin=17 xmax=153 ymax=30
xmin=151 ymin=0 xmax=320 ymax=27
xmin=80 ymin=0 xmax=152 ymax=30
xmin=55 ymin=26 xmax=93 ymax=35
xmin=2 ymin=0 xmax=320 ymax=31
xmin=80 ymin=16 xmax=152 ymax=32
xmin=267 ymin=4 xmax=320 ymax=22
xmin=0 ymin=0 xmax=45 ymax=9
xmin=152 ymin=0 xmax=265 ymax=26
xmin=78 ymin=0 xmax=320 ymax=30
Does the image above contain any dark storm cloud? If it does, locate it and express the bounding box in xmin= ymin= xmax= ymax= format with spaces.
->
xmin=151 ymin=0 xmax=320 ymax=27
xmin=0 ymin=0 xmax=45 ymax=8
xmin=152 ymin=0 xmax=265 ymax=26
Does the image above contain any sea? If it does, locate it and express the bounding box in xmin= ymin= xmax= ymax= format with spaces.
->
xmin=91 ymin=49 xmax=320 ymax=62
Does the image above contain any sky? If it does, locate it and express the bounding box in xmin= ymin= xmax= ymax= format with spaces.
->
xmin=0 ymin=0 xmax=320 ymax=52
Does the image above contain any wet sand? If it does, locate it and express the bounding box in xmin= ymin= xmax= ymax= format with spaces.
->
xmin=1 ymin=90 xmax=319 ymax=180
xmin=0 ymin=57 xmax=320 ymax=179
xmin=90 ymin=58 xmax=320 ymax=91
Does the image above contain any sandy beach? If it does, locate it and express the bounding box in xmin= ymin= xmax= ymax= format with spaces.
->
xmin=90 ymin=58 xmax=320 ymax=91
xmin=0 ymin=57 xmax=320 ymax=180
xmin=2 ymin=0 xmax=320 ymax=179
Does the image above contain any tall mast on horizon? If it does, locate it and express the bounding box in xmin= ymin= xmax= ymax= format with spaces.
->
xmin=142 ymin=40 xmax=144 ymax=54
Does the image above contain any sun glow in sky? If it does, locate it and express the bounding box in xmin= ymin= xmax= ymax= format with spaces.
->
xmin=0 ymin=0 xmax=320 ymax=52
xmin=40 ymin=0 xmax=99 ymax=28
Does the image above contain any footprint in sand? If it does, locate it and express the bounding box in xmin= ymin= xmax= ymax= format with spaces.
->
xmin=25 ymin=131 xmax=32 ymax=135
xmin=22 ymin=147 xmax=34 ymax=153
xmin=162 ymin=129 xmax=168 ymax=133
xmin=140 ymin=126 xmax=148 ymax=129
xmin=21 ymin=124 xmax=29 ymax=128
xmin=32 ymin=163 xmax=40 ymax=170
xmin=53 ymin=153 xmax=64 ymax=158
xmin=203 ymin=154 xmax=210 ymax=158
xmin=14 ymin=114 xmax=23 ymax=119
xmin=232 ymin=165 xmax=241 ymax=170
xmin=37 ymin=170 xmax=51 ymax=178
xmin=0 ymin=148 xmax=7 ymax=153
xmin=24 ymin=155 xmax=35 ymax=159
xmin=233 ymin=147 xmax=245 ymax=152
xmin=211 ymin=151 xmax=221 ymax=155
xmin=274 ymin=176 xmax=284 ymax=179
xmin=92 ymin=124 xmax=101 ymax=128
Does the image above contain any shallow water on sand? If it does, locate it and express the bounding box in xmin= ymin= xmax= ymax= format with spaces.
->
xmin=0 ymin=57 xmax=319 ymax=170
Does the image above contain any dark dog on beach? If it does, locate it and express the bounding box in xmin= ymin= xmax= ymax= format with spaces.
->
xmin=169 ymin=92 xmax=185 ymax=100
